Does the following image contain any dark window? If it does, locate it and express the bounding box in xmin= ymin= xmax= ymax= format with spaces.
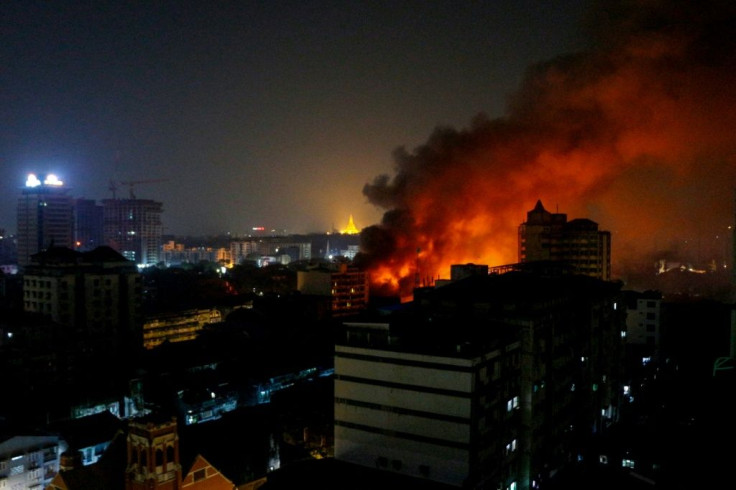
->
xmin=193 ymin=469 xmax=206 ymax=481
xmin=155 ymin=448 xmax=163 ymax=467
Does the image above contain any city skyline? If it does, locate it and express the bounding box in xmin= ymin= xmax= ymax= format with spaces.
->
xmin=3 ymin=1 xmax=736 ymax=293
xmin=1 ymin=1 xmax=590 ymax=235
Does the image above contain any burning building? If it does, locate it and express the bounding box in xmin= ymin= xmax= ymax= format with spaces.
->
xmin=356 ymin=0 xmax=736 ymax=300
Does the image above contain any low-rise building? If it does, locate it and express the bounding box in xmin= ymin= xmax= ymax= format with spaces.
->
xmin=142 ymin=308 xmax=223 ymax=350
xmin=0 ymin=434 xmax=60 ymax=489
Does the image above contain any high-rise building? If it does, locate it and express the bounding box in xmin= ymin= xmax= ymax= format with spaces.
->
xmin=16 ymin=173 xmax=74 ymax=267
xmin=518 ymin=200 xmax=612 ymax=280
xmin=22 ymin=245 xmax=142 ymax=347
xmin=102 ymin=198 xmax=164 ymax=266
xmin=74 ymin=198 xmax=104 ymax=251
xmin=334 ymin=270 xmax=626 ymax=490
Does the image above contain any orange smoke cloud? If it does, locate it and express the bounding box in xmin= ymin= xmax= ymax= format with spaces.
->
xmin=357 ymin=0 xmax=736 ymax=299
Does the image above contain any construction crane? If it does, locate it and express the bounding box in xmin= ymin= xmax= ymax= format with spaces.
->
xmin=117 ymin=179 xmax=169 ymax=199
xmin=108 ymin=179 xmax=119 ymax=199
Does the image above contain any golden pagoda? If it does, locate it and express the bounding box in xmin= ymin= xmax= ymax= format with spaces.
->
xmin=341 ymin=214 xmax=360 ymax=235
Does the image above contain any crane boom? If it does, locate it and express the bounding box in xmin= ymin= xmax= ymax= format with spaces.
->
xmin=117 ymin=178 xmax=169 ymax=199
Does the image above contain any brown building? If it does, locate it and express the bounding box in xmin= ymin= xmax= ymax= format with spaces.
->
xmin=296 ymin=262 xmax=369 ymax=317
xmin=125 ymin=416 xmax=182 ymax=490
xmin=46 ymin=414 xmax=267 ymax=490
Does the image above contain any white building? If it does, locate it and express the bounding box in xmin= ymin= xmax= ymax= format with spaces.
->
xmin=0 ymin=435 xmax=60 ymax=489
xmin=334 ymin=322 xmax=521 ymax=488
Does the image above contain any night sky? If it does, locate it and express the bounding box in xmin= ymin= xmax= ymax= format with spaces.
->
xmin=4 ymin=1 xmax=736 ymax=295
xmin=1 ymin=1 xmax=589 ymax=236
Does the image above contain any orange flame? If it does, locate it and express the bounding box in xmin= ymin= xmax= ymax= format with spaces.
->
xmin=359 ymin=1 xmax=736 ymax=300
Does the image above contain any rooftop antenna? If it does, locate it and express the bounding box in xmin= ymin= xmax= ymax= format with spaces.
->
xmin=414 ymin=247 xmax=421 ymax=288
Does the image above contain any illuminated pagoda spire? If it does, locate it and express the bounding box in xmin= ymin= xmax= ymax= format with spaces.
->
xmin=342 ymin=214 xmax=360 ymax=235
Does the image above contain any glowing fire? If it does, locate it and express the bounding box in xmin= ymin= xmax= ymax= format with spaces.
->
xmin=357 ymin=1 xmax=736 ymax=300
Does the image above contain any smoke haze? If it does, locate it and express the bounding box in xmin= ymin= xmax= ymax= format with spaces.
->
xmin=359 ymin=0 xmax=736 ymax=298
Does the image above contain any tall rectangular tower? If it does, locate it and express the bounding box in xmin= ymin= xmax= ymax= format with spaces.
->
xmin=102 ymin=198 xmax=164 ymax=266
xmin=16 ymin=173 xmax=74 ymax=267
xmin=74 ymin=198 xmax=104 ymax=251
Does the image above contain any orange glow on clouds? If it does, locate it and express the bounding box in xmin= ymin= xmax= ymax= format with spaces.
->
xmin=358 ymin=1 xmax=736 ymax=299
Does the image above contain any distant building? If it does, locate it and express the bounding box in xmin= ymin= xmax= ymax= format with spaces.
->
xmin=142 ymin=308 xmax=223 ymax=350
xmin=624 ymin=290 xmax=662 ymax=363
xmin=16 ymin=173 xmax=74 ymax=267
xmin=334 ymin=270 xmax=626 ymax=489
xmin=229 ymin=238 xmax=311 ymax=266
xmin=341 ymin=215 xmax=360 ymax=235
xmin=297 ymin=262 xmax=369 ymax=317
xmin=0 ymin=228 xmax=17 ymax=267
xmin=102 ymin=198 xmax=164 ymax=266
xmin=74 ymin=198 xmax=105 ymax=251
xmin=161 ymin=241 xmax=230 ymax=267
xmin=518 ymin=200 xmax=611 ymax=280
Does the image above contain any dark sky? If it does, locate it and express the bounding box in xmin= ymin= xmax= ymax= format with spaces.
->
xmin=1 ymin=0 xmax=590 ymax=236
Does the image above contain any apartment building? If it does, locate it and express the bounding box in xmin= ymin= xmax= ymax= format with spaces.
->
xmin=334 ymin=269 xmax=626 ymax=489
xmin=518 ymin=200 xmax=611 ymax=280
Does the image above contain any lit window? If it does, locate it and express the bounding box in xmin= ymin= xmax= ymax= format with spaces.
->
xmin=622 ymin=459 xmax=635 ymax=469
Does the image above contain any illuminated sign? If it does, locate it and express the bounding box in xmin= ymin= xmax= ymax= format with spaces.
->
xmin=25 ymin=174 xmax=41 ymax=187
xmin=25 ymin=173 xmax=64 ymax=188
xmin=44 ymin=174 xmax=63 ymax=186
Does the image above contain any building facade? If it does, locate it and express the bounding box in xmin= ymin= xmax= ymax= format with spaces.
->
xmin=161 ymin=241 xmax=230 ymax=267
xmin=624 ymin=290 xmax=662 ymax=362
xmin=22 ymin=246 xmax=142 ymax=346
xmin=16 ymin=173 xmax=74 ymax=267
xmin=0 ymin=434 xmax=60 ymax=489
xmin=142 ymin=308 xmax=223 ymax=350
xmin=125 ymin=416 xmax=182 ymax=490
xmin=297 ymin=262 xmax=369 ymax=317
xmin=74 ymin=198 xmax=105 ymax=251
xmin=334 ymin=270 xmax=626 ymax=490
xmin=518 ymin=200 xmax=612 ymax=280
xmin=103 ymin=198 xmax=164 ymax=266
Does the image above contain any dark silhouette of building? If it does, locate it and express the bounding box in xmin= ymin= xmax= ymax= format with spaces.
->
xmin=74 ymin=198 xmax=105 ymax=251
xmin=22 ymin=245 xmax=142 ymax=346
xmin=333 ymin=269 xmax=626 ymax=489
xmin=103 ymin=198 xmax=164 ymax=266
xmin=16 ymin=173 xmax=74 ymax=267
xmin=519 ymin=200 xmax=611 ymax=280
